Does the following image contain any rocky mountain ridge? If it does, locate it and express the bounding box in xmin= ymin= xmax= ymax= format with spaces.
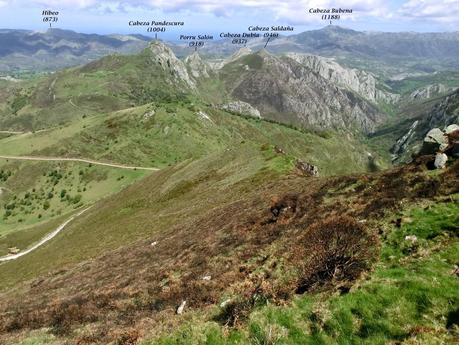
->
xmin=409 ymin=83 xmax=458 ymax=101
xmin=284 ymin=53 xmax=398 ymax=103
xmin=149 ymin=41 xmax=196 ymax=88
xmin=138 ymin=42 xmax=385 ymax=133
xmin=184 ymin=51 xmax=212 ymax=79
xmin=218 ymin=49 xmax=383 ymax=133
xmin=3 ymin=26 xmax=459 ymax=77
xmin=392 ymin=89 xmax=459 ymax=162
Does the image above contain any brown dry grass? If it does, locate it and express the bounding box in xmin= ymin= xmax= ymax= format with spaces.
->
xmin=0 ymin=158 xmax=458 ymax=344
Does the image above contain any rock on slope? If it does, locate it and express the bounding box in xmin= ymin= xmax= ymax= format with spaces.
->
xmin=221 ymin=101 xmax=261 ymax=118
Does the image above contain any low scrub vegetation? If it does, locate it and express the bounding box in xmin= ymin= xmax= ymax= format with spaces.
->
xmin=0 ymin=158 xmax=457 ymax=344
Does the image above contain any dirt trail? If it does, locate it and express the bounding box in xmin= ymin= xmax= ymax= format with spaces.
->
xmin=0 ymin=155 xmax=159 ymax=171
xmin=0 ymin=207 xmax=92 ymax=262
xmin=0 ymin=131 xmax=24 ymax=134
xmin=0 ymin=128 xmax=56 ymax=135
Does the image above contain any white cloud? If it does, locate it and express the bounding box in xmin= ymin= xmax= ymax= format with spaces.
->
xmin=398 ymin=0 xmax=459 ymax=23
xmin=24 ymin=0 xmax=390 ymax=22
xmin=4 ymin=0 xmax=459 ymax=27
xmin=33 ymin=0 xmax=98 ymax=8
xmin=273 ymin=0 xmax=389 ymax=24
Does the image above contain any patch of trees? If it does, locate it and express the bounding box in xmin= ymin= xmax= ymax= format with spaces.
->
xmin=0 ymin=170 xmax=12 ymax=182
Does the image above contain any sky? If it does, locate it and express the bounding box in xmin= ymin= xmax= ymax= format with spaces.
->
xmin=0 ymin=0 xmax=458 ymax=38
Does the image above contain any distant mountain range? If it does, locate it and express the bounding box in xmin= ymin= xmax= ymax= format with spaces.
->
xmin=0 ymin=29 xmax=152 ymax=73
xmin=192 ymin=26 xmax=459 ymax=76
xmin=1 ymin=26 xmax=459 ymax=75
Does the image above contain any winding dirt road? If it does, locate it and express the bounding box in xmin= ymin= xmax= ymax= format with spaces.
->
xmin=0 ymin=207 xmax=92 ymax=262
xmin=0 ymin=155 xmax=159 ymax=171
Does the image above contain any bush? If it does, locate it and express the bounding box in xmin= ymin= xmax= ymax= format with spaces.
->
xmin=295 ymin=216 xmax=378 ymax=293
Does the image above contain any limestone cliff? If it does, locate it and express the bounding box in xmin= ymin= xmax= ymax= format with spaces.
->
xmin=285 ymin=53 xmax=399 ymax=104
xmin=221 ymin=50 xmax=384 ymax=133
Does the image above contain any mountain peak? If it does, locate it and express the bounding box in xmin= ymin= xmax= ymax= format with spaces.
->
xmin=321 ymin=25 xmax=360 ymax=35
xmin=148 ymin=39 xmax=170 ymax=51
xmin=148 ymin=40 xmax=196 ymax=88
xmin=228 ymin=47 xmax=252 ymax=61
xmin=187 ymin=50 xmax=201 ymax=60
xmin=255 ymin=48 xmax=272 ymax=57
xmin=185 ymin=51 xmax=211 ymax=78
xmin=148 ymin=40 xmax=181 ymax=63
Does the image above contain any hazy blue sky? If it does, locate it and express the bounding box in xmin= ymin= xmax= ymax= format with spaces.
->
xmin=0 ymin=0 xmax=458 ymax=38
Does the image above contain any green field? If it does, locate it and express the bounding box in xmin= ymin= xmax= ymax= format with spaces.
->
xmin=387 ymin=71 xmax=459 ymax=96
xmin=0 ymin=159 xmax=148 ymax=255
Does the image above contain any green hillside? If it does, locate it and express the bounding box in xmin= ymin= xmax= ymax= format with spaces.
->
xmin=0 ymin=153 xmax=457 ymax=344
xmin=0 ymin=39 xmax=457 ymax=345
xmin=0 ymin=46 xmax=192 ymax=131
xmin=0 ymin=99 xmax=383 ymax=258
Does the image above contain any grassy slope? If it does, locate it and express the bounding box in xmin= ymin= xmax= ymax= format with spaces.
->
xmin=0 ymin=146 xmax=289 ymax=289
xmin=30 ymin=104 xmax=380 ymax=173
xmin=0 ymin=101 xmax=385 ymax=256
xmin=150 ymin=197 xmax=459 ymax=345
xmin=4 ymin=43 xmax=456 ymax=345
xmin=0 ymin=109 xmax=378 ymax=289
xmin=387 ymin=71 xmax=459 ymax=95
xmin=1 ymin=157 xmax=457 ymax=345
xmin=0 ymin=65 xmax=388 ymax=272
xmin=0 ymin=159 xmax=148 ymax=254
xmin=0 ymin=47 xmax=191 ymax=131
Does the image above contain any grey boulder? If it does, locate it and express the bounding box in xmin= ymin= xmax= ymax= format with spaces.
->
xmin=434 ymin=153 xmax=448 ymax=169
xmin=420 ymin=128 xmax=449 ymax=154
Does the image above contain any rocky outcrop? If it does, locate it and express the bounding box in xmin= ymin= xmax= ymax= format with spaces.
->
xmin=148 ymin=41 xmax=195 ymax=89
xmin=434 ymin=153 xmax=448 ymax=169
xmin=391 ymin=120 xmax=419 ymax=158
xmin=196 ymin=110 xmax=213 ymax=122
xmin=226 ymin=50 xmax=383 ymax=133
xmin=184 ymin=52 xmax=211 ymax=78
xmin=176 ymin=301 xmax=186 ymax=314
xmin=285 ymin=53 xmax=399 ymax=103
xmin=142 ymin=109 xmax=155 ymax=121
xmin=427 ymin=90 xmax=459 ymax=129
xmin=417 ymin=123 xmax=459 ymax=169
xmin=295 ymin=160 xmax=319 ymax=176
xmin=420 ymin=128 xmax=449 ymax=155
xmin=446 ymin=125 xmax=459 ymax=157
xmin=409 ymin=84 xmax=457 ymax=101
xmin=446 ymin=124 xmax=459 ymax=135
xmin=391 ymin=90 xmax=459 ymax=163
xmin=221 ymin=101 xmax=261 ymax=118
